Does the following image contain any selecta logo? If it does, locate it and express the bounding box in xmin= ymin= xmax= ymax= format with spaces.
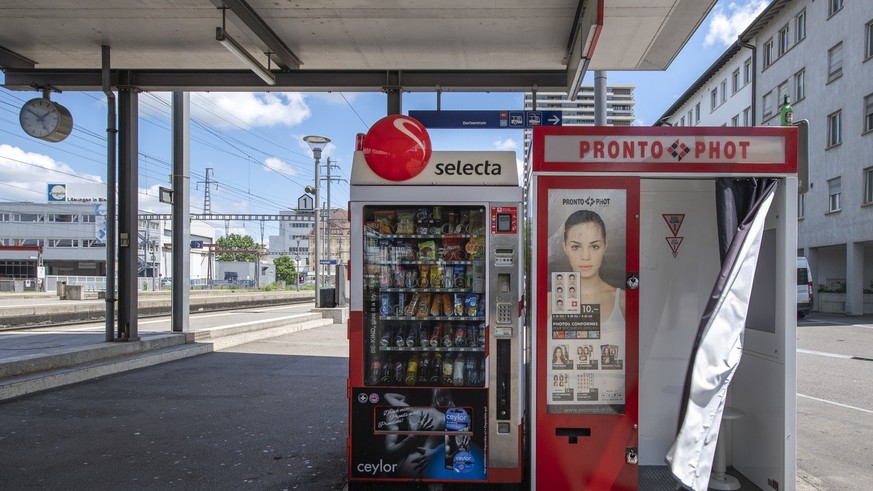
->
xmin=362 ymin=115 xmax=432 ymax=181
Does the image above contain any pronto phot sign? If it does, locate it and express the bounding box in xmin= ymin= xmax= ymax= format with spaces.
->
xmin=534 ymin=126 xmax=797 ymax=174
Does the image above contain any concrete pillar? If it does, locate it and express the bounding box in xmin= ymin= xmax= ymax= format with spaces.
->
xmin=172 ymin=92 xmax=191 ymax=332
xmin=117 ymin=74 xmax=139 ymax=341
xmin=846 ymin=241 xmax=863 ymax=315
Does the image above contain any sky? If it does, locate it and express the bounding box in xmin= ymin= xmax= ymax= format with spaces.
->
xmin=0 ymin=0 xmax=769 ymax=245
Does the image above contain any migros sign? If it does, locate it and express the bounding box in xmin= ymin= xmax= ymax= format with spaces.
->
xmin=351 ymin=115 xmax=518 ymax=186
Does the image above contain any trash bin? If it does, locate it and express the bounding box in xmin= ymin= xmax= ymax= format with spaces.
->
xmin=57 ymin=281 xmax=66 ymax=297
xmin=319 ymin=288 xmax=336 ymax=308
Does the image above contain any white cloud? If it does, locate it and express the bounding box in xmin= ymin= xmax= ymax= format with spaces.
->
xmin=144 ymin=92 xmax=311 ymax=130
xmin=633 ymin=118 xmax=647 ymax=126
xmin=263 ymin=156 xmax=299 ymax=177
xmin=493 ymin=138 xmax=518 ymax=151
xmin=0 ymin=144 xmax=102 ymax=202
xmin=704 ymin=0 xmax=769 ymax=48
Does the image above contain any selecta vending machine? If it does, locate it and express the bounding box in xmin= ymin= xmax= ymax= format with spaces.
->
xmin=347 ymin=115 xmax=525 ymax=487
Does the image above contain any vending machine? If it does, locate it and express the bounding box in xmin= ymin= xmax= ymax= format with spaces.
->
xmin=347 ymin=116 xmax=526 ymax=486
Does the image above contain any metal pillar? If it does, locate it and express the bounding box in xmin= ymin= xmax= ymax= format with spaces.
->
xmin=172 ymin=92 xmax=191 ymax=332
xmin=594 ymin=70 xmax=607 ymax=126
xmin=102 ymin=46 xmax=117 ymax=342
xmin=314 ymin=153 xmax=321 ymax=306
xmin=117 ymin=73 xmax=139 ymax=340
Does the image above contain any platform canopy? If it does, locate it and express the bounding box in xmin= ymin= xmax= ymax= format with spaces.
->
xmin=1 ymin=0 xmax=715 ymax=93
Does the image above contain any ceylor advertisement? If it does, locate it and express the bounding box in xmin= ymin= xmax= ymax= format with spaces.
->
xmin=350 ymin=387 xmax=487 ymax=481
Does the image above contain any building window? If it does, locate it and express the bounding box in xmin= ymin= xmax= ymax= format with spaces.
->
xmin=865 ymin=167 xmax=873 ymax=204
xmin=720 ymin=80 xmax=727 ymax=104
xmin=711 ymin=88 xmax=718 ymax=111
xmin=680 ymin=116 xmax=686 ymax=126
xmin=743 ymin=106 xmax=751 ymax=126
xmin=829 ymin=0 xmax=843 ymax=17
xmin=763 ymin=91 xmax=774 ymax=118
xmin=796 ymin=10 xmax=806 ymax=42
xmin=731 ymin=115 xmax=740 ymax=126
xmin=763 ymin=39 xmax=774 ymax=67
xmin=743 ymin=58 xmax=752 ymax=84
xmin=778 ymin=25 xmax=790 ymax=56
xmin=777 ymin=81 xmax=789 ymax=105
xmin=687 ymin=109 xmax=694 ymax=125
xmin=731 ymin=69 xmax=740 ymax=94
xmin=828 ymin=42 xmax=843 ymax=82
xmin=865 ymin=93 xmax=873 ymax=133
xmin=798 ymin=192 xmax=805 ymax=219
xmin=828 ymin=110 xmax=842 ymax=147
xmin=867 ymin=20 xmax=873 ymax=60
xmin=794 ymin=69 xmax=806 ymax=102
xmin=828 ymin=177 xmax=841 ymax=212
xmin=695 ymin=102 xmax=701 ymax=122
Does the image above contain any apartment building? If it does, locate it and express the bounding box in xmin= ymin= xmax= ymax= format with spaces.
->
xmin=656 ymin=0 xmax=873 ymax=314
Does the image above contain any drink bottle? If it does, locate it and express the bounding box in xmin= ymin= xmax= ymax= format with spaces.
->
xmin=430 ymin=353 xmax=443 ymax=384
xmin=417 ymin=353 xmax=430 ymax=385
xmin=405 ymin=354 xmax=419 ymax=386
xmin=367 ymin=356 xmax=382 ymax=385
xmin=380 ymin=356 xmax=394 ymax=384
xmin=406 ymin=324 xmax=420 ymax=348
xmin=393 ymin=358 xmax=405 ymax=385
xmin=780 ymin=94 xmax=793 ymax=126
xmin=441 ymin=354 xmax=455 ymax=385
xmin=465 ymin=354 xmax=477 ymax=386
xmin=453 ymin=354 xmax=465 ymax=386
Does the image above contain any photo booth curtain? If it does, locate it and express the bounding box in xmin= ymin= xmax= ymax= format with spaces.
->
xmin=667 ymin=177 xmax=777 ymax=491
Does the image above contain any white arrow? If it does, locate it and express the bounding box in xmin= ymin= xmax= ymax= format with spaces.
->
xmin=548 ymin=115 xmax=561 ymax=125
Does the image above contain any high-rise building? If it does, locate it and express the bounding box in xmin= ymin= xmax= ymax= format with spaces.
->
xmin=523 ymin=85 xmax=636 ymax=161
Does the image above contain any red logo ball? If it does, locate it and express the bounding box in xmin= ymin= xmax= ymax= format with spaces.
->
xmin=362 ymin=115 xmax=432 ymax=181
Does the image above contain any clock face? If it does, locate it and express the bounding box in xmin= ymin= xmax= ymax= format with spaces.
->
xmin=19 ymin=98 xmax=73 ymax=142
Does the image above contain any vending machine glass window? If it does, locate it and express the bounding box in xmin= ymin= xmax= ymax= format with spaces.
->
xmin=362 ymin=205 xmax=487 ymax=388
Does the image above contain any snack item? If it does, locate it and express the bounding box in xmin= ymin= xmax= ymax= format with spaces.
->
xmin=429 ymin=265 xmax=442 ymax=290
xmin=465 ymin=293 xmax=479 ymax=317
xmin=442 ymin=293 xmax=453 ymax=316
xmin=418 ymin=264 xmax=430 ymax=287
xmin=430 ymin=293 xmax=443 ymax=317
xmin=418 ymin=240 xmax=437 ymax=261
xmin=373 ymin=210 xmax=396 ymax=234
xmin=417 ymin=293 xmax=432 ymax=318
xmin=453 ymin=293 xmax=466 ymax=316
xmin=405 ymin=293 xmax=420 ymax=316
xmin=396 ymin=209 xmax=416 ymax=235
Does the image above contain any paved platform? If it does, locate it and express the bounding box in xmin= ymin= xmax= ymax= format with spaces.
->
xmin=0 ymin=298 xmax=348 ymax=401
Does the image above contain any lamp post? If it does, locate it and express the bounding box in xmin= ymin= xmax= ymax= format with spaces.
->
xmin=303 ymin=135 xmax=330 ymax=307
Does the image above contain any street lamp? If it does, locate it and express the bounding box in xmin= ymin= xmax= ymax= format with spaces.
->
xmin=303 ymin=135 xmax=330 ymax=307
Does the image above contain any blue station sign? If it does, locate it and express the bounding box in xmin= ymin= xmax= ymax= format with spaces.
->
xmin=409 ymin=110 xmax=562 ymax=129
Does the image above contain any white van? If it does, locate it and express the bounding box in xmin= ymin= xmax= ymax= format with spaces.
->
xmin=797 ymin=257 xmax=813 ymax=318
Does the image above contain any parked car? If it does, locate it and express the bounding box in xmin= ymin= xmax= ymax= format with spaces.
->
xmin=797 ymin=257 xmax=813 ymax=318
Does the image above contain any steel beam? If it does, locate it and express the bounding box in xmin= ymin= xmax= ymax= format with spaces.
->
xmin=117 ymin=73 xmax=139 ymax=341
xmin=3 ymin=68 xmax=568 ymax=93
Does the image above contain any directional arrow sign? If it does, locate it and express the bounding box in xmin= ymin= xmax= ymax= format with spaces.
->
xmin=409 ymin=110 xmax=562 ymax=129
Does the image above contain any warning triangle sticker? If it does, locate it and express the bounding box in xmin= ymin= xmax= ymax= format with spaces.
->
xmin=665 ymin=236 xmax=684 ymax=258
xmin=662 ymin=214 xmax=685 ymax=236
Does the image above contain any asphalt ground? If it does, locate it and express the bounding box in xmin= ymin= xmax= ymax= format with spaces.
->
xmin=0 ymin=322 xmax=350 ymax=491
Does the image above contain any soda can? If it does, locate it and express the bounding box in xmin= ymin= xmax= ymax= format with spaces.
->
xmin=442 ymin=326 xmax=454 ymax=347
xmin=395 ymin=325 xmax=406 ymax=348
xmin=430 ymin=323 xmax=443 ymax=347
xmin=380 ymin=325 xmax=395 ymax=347
xmin=419 ymin=325 xmax=430 ymax=348
xmin=406 ymin=324 xmax=419 ymax=348
xmin=467 ymin=324 xmax=479 ymax=347
xmin=453 ymin=326 xmax=467 ymax=347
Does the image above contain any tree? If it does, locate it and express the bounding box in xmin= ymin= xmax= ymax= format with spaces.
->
xmin=274 ymin=255 xmax=297 ymax=284
xmin=215 ymin=233 xmax=259 ymax=262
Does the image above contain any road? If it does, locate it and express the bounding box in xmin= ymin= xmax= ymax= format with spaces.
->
xmin=795 ymin=313 xmax=873 ymax=491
